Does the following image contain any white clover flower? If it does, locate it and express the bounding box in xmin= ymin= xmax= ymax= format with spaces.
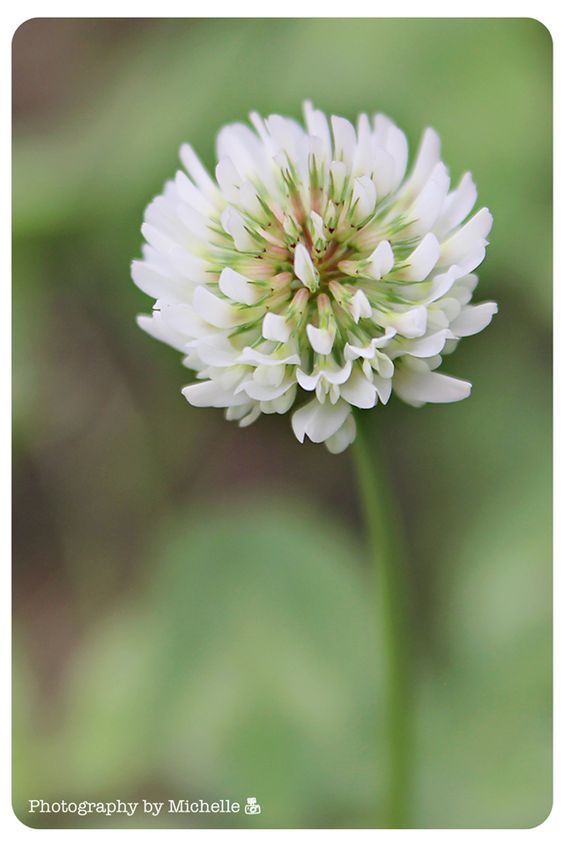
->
xmin=133 ymin=102 xmax=497 ymax=453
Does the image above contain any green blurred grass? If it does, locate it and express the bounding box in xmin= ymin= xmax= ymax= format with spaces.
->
xmin=12 ymin=18 xmax=552 ymax=828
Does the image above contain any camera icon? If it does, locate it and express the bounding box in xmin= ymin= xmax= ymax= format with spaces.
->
xmin=244 ymin=797 xmax=261 ymax=815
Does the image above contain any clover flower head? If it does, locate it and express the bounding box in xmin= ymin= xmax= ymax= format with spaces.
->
xmin=133 ymin=102 xmax=497 ymax=452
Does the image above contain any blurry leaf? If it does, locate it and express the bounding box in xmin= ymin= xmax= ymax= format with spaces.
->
xmin=15 ymin=499 xmax=386 ymax=827
xmin=414 ymin=450 xmax=551 ymax=827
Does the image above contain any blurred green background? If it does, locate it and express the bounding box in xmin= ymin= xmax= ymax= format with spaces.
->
xmin=12 ymin=18 xmax=552 ymax=828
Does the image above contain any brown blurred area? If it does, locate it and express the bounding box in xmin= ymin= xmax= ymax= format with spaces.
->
xmin=13 ymin=20 xmax=152 ymax=126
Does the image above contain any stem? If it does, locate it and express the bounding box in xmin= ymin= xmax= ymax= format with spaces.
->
xmin=352 ymin=411 xmax=412 ymax=828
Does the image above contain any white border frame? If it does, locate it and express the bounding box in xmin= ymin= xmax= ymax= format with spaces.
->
xmin=3 ymin=5 xmax=560 ymax=843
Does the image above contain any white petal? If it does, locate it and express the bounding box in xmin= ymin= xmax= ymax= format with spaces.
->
xmin=193 ymin=286 xmax=242 ymax=328
xmin=174 ymin=169 xmax=214 ymax=217
xmin=291 ymin=398 xmax=351 ymax=444
xmin=242 ymin=375 xmax=296 ymax=402
xmin=182 ymin=380 xmax=249 ymax=408
xmin=291 ymin=400 xmax=317 ymax=443
xmin=434 ymin=172 xmax=477 ymax=237
xmin=296 ymin=369 xmax=321 ymax=391
xmin=297 ymin=361 xmax=352 ymax=391
xmin=398 ymin=233 xmax=440 ymax=282
xmin=239 ymin=405 xmax=262 ymax=427
xmin=215 ymin=157 xmax=241 ymax=204
xmin=440 ymin=208 xmax=493 ymax=269
xmin=294 ymin=243 xmax=319 ymax=290
xmin=340 ymin=369 xmax=378 ymax=409
xmin=329 ymin=160 xmax=347 ymax=199
xmin=450 ymin=274 xmax=479 ymax=305
xmin=296 ymin=361 xmax=352 ymax=391
xmin=394 ymin=367 xmax=471 ymax=405
xmin=303 ymin=101 xmax=332 ymax=160
xmin=179 ymin=143 xmax=220 ymax=203
xmin=226 ymin=402 xmax=256 ymax=422
xmin=267 ymin=385 xmax=297 ymax=415
xmin=406 ymin=162 xmax=450 ymax=235
xmin=374 ymin=351 xmax=394 ymax=379
xmin=160 ymin=302 xmax=207 ymax=337
xmin=352 ymin=175 xmax=377 ymax=220
xmin=392 ymin=330 xmax=451 ymax=359
xmin=252 ymin=363 xmax=285 ymax=387
xmin=325 ymin=414 xmax=357 ymax=454
xmin=373 ymin=374 xmax=392 ymax=404
xmin=306 ymin=324 xmax=335 ymax=354
xmin=369 ymin=147 xmax=396 ymax=197
xmin=238 ymin=181 xmax=262 ymax=216
xmin=218 ymin=267 xmax=260 ymax=305
xmin=375 ymin=306 xmax=427 ymax=338
xmin=344 ymin=329 xmax=396 ymax=361
xmin=343 ymin=343 xmax=369 ymax=362
xmin=266 ymin=114 xmax=308 ymax=174
xmin=144 ymin=191 xmax=186 ymax=239
xmin=140 ymin=224 xmax=209 ymax=282
xmin=131 ymin=260 xmax=193 ymax=303
xmin=373 ymin=114 xmax=409 ymax=192
xmin=238 ymin=347 xmax=300 ymax=367
xmin=320 ymin=360 xmax=353 ymax=385
xmin=450 ymin=302 xmax=498 ymax=337
xmin=136 ymin=313 xmax=188 ymax=353
xmin=188 ymin=337 xmax=239 ymax=367
xmin=221 ymin=206 xmax=256 ymax=251
xmin=402 ymin=127 xmax=441 ymax=201
xmin=174 ymin=189 xmax=210 ymax=239
xmin=216 ymin=123 xmax=273 ymax=187
xmin=435 ymin=297 xmax=462 ymax=323
xmin=262 ymin=312 xmax=291 ymax=342
xmin=350 ymin=114 xmax=372 ymax=175
xmin=367 ymin=240 xmax=394 ymax=279
xmin=331 ymin=116 xmax=356 ymax=167
xmin=420 ymin=265 xmax=465 ymax=304
xmin=310 ymin=211 xmax=326 ymax=244
xmin=351 ymin=290 xmax=372 ymax=321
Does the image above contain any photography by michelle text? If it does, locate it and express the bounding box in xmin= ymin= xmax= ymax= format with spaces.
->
xmin=12 ymin=17 xmax=552 ymax=830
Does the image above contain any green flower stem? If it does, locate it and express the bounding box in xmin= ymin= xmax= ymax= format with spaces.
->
xmin=352 ymin=411 xmax=412 ymax=828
